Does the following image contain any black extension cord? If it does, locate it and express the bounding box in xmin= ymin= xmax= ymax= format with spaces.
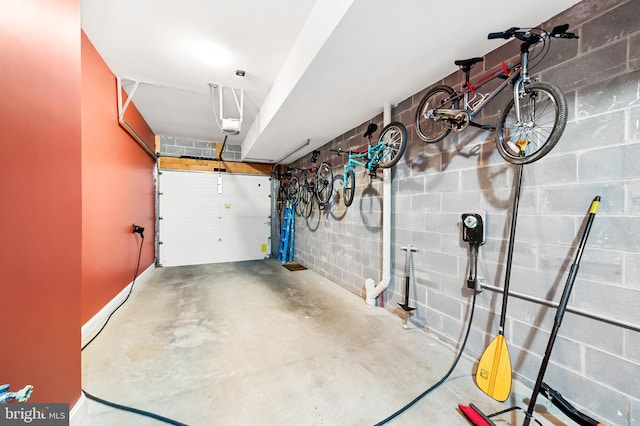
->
xmin=374 ymin=289 xmax=478 ymax=425
xmin=81 ymin=233 xmax=188 ymax=426
xmin=81 ymin=234 xmax=144 ymax=351
xmin=82 ymin=390 xmax=188 ymax=426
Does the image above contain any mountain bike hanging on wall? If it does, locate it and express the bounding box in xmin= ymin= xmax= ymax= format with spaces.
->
xmin=415 ymin=24 xmax=578 ymax=164
xmin=293 ymin=150 xmax=334 ymax=219
xmin=331 ymin=121 xmax=407 ymax=207
xmin=274 ymin=166 xmax=299 ymax=215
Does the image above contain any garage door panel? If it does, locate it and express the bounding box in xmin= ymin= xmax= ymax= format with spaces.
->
xmin=158 ymin=170 xmax=270 ymax=267
xmin=160 ymin=220 xmax=268 ymax=242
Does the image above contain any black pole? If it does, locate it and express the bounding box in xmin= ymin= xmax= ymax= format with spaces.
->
xmin=219 ymin=134 xmax=228 ymax=160
xmin=498 ymin=162 xmax=524 ymax=333
xmin=523 ymin=196 xmax=601 ymax=426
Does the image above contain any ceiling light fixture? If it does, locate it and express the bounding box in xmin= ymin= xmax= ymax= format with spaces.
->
xmin=194 ymin=41 xmax=228 ymax=66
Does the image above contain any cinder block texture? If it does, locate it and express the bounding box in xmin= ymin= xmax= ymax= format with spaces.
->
xmin=289 ymin=1 xmax=639 ymax=424
xmin=158 ymin=135 xmax=241 ymax=161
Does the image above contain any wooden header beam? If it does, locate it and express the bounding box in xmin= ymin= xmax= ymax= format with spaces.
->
xmin=158 ymin=156 xmax=273 ymax=175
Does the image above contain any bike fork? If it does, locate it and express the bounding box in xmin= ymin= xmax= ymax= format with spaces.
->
xmin=512 ymin=78 xmax=524 ymax=123
xmin=512 ymin=49 xmax=531 ymax=124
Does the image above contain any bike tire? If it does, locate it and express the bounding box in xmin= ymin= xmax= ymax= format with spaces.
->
xmin=378 ymin=122 xmax=408 ymax=168
xmin=415 ymin=85 xmax=456 ymax=143
xmin=496 ymin=81 xmax=568 ymax=165
xmin=344 ymin=170 xmax=356 ymax=207
xmin=314 ymin=162 xmax=334 ymax=204
xmin=298 ymin=185 xmax=314 ymax=218
xmin=276 ymin=186 xmax=285 ymax=215
xmin=287 ymin=176 xmax=299 ymax=205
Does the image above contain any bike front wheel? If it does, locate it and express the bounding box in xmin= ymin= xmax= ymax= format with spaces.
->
xmin=416 ymin=85 xmax=456 ymax=143
xmin=378 ymin=122 xmax=408 ymax=168
xmin=344 ymin=170 xmax=356 ymax=207
xmin=287 ymin=176 xmax=299 ymax=205
xmin=314 ymin=162 xmax=334 ymax=204
xmin=496 ymin=81 xmax=568 ymax=164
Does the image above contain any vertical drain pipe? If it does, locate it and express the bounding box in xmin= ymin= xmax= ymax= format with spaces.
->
xmin=365 ymin=104 xmax=392 ymax=306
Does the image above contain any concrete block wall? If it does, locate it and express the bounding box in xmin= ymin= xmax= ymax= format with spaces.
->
xmin=290 ymin=0 xmax=639 ymax=424
xmin=158 ymin=135 xmax=242 ymax=161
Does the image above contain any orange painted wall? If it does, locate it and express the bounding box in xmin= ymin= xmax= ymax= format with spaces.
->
xmin=81 ymin=32 xmax=156 ymax=323
xmin=0 ymin=0 xmax=82 ymax=405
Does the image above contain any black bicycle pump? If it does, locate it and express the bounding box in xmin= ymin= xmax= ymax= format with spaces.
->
xmin=398 ymin=245 xmax=418 ymax=327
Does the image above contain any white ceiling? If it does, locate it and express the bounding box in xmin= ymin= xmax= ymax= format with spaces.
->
xmin=81 ymin=0 xmax=580 ymax=164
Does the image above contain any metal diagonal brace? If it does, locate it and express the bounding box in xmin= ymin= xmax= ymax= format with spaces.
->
xmin=115 ymin=77 xmax=155 ymax=159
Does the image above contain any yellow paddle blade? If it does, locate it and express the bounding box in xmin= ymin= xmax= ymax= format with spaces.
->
xmin=476 ymin=334 xmax=512 ymax=401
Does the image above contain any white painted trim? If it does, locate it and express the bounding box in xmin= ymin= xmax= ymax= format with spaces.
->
xmin=70 ymin=393 xmax=87 ymax=426
xmin=81 ymin=263 xmax=155 ymax=345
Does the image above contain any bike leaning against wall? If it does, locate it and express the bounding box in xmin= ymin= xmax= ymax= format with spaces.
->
xmin=415 ymin=24 xmax=578 ymax=164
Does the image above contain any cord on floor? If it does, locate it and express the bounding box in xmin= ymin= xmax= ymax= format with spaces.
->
xmin=82 ymin=390 xmax=188 ymax=426
xmin=374 ymin=290 xmax=478 ymax=425
xmin=82 ymin=234 xmax=188 ymax=426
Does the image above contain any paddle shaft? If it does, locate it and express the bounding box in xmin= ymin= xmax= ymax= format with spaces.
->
xmin=474 ymin=164 xmax=523 ymax=402
xmin=523 ymin=196 xmax=600 ymax=426
xmin=498 ymin=163 xmax=524 ymax=333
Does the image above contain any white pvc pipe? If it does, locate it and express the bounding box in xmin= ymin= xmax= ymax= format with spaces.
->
xmin=365 ymin=104 xmax=392 ymax=306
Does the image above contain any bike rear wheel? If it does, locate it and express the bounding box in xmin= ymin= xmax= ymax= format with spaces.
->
xmin=298 ymin=184 xmax=314 ymax=218
xmin=496 ymin=81 xmax=568 ymax=164
xmin=378 ymin=122 xmax=408 ymax=168
xmin=344 ymin=170 xmax=356 ymax=207
xmin=416 ymin=85 xmax=456 ymax=143
xmin=314 ymin=162 xmax=334 ymax=204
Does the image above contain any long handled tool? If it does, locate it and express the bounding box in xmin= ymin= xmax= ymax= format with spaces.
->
xmin=398 ymin=245 xmax=418 ymax=329
xmin=460 ymin=196 xmax=605 ymax=426
xmin=398 ymin=245 xmax=418 ymax=312
xmin=475 ymin=160 xmax=524 ymax=402
xmin=523 ymin=196 xmax=602 ymax=425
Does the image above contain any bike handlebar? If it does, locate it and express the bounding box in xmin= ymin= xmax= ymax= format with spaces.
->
xmin=488 ymin=27 xmax=519 ymax=39
xmin=488 ymin=24 xmax=578 ymax=42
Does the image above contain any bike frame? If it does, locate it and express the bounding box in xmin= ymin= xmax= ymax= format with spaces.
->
xmin=431 ymin=46 xmax=535 ymax=125
xmin=298 ymin=166 xmax=315 ymax=187
xmin=342 ymin=141 xmax=387 ymax=187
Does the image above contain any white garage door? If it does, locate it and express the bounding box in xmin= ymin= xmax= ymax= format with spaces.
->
xmin=158 ymin=170 xmax=271 ymax=267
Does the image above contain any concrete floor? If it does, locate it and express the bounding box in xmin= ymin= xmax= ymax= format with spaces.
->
xmin=81 ymin=259 xmax=572 ymax=426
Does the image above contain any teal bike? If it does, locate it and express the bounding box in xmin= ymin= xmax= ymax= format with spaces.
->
xmin=331 ymin=122 xmax=407 ymax=207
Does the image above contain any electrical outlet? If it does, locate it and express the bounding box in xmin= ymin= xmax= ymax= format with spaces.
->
xmin=132 ymin=224 xmax=145 ymax=235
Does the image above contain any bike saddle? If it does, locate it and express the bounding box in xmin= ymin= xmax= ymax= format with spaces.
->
xmin=364 ymin=123 xmax=378 ymax=138
xmin=455 ymin=57 xmax=484 ymax=70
